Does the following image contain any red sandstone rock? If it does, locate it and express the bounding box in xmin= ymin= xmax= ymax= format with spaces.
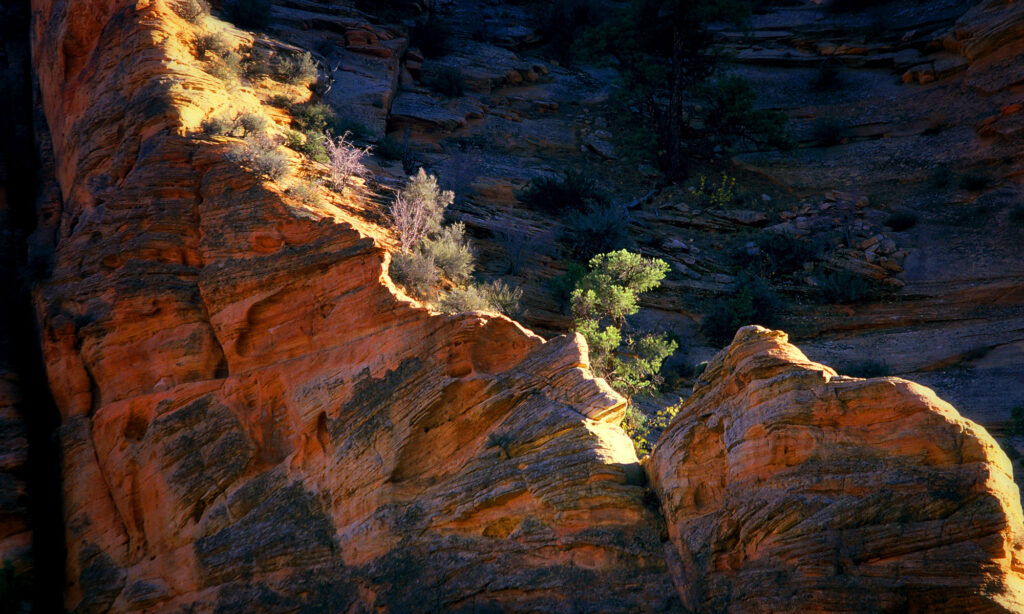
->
xmin=648 ymin=325 xmax=1024 ymax=613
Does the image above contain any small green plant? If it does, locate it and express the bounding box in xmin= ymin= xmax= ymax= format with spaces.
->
xmin=424 ymin=67 xmax=465 ymax=97
xmin=201 ymin=114 xmax=234 ymax=136
xmin=275 ymin=51 xmax=317 ymax=85
xmin=701 ymin=275 xmax=780 ymax=346
xmin=209 ymin=48 xmax=242 ymax=83
xmin=236 ymin=111 xmax=268 ymax=136
xmin=622 ymin=399 xmax=682 ymax=456
xmin=843 ymin=359 xmax=891 ymax=378
xmin=292 ymin=101 xmax=342 ymax=135
xmin=563 ymin=204 xmax=632 ymax=261
xmin=690 ymin=173 xmax=737 ymax=209
xmin=884 ymin=212 xmax=918 ymax=231
xmin=224 ymin=0 xmax=272 ymax=30
xmin=517 ymin=170 xmax=609 ymax=214
xmin=228 ymin=133 xmax=290 ymax=181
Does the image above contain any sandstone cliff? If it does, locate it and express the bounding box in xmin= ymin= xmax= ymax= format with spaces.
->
xmin=649 ymin=326 xmax=1024 ymax=613
xmin=20 ymin=0 xmax=1024 ymax=611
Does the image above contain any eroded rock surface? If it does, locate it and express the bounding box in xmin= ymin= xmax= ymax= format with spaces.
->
xmin=29 ymin=0 xmax=673 ymax=611
xmin=648 ymin=325 xmax=1024 ymax=613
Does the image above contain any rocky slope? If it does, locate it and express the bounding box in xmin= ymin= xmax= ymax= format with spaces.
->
xmin=17 ymin=0 xmax=1024 ymax=611
xmin=286 ymin=0 xmax=1024 ymax=475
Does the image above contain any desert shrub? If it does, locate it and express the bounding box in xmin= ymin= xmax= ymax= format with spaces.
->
xmin=517 ymin=170 xmax=609 ymax=214
xmin=697 ymin=75 xmax=791 ymax=149
xmin=209 ymin=48 xmax=242 ymax=82
xmin=195 ymin=32 xmax=229 ymax=59
xmin=959 ymin=171 xmax=992 ymax=192
xmin=377 ymin=136 xmax=406 ymax=161
xmin=228 ymin=133 xmax=289 ymax=181
xmin=269 ymin=94 xmax=294 ymax=107
xmin=744 ymin=232 xmax=822 ymax=280
xmin=623 ymin=399 xmax=682 ymax=456
xmin=437 ymin=285 xmax=494 ymax=314
xmin=811 ymin=57 xmax=842 ymax=91
xmin=201 ymin=114 xmax=234 ymax=136
xmin=390 ymin=169 xmax=454 ymax=251
xmin=550 ymin=262 xmax=588 ymax=311
xmin=690 ymin=173 xmax=737 ymax=209
xmin=843 ymin=359 xmax=891 ymax=378
xmin=275 ymin=51 xmax=317 ymax=85
xmin=812 ymin=118 xmax=844 ymax=146
xmin=241 ymin=47 xmax=274 ymax=81
xmin=291 ymin=101 xmax=349 ymax=138
xmin=497 ymin=229 xmax=550 ymax=275
xmin=420 ymin=223 xmax=473 ymax=284
xmin=173 ymin=0 xmax=209 ymax=22
xmin=701 ymin=275 xmax=780 ymax=346
xmin=1010 ymin=205 xmax=1024 ymax=225
xmin=287 ymin=179 xmax=323 ymax=206
xmin=815 ymin=269 xmax=879 ymax=303
xmin=570 ymin=250 xmax=676 ymax=399
xmin=323 ymin=131 xmax=372 ymax=191
xmin=531 ymin=0 xmax=601 ymax=62
xmin=410 ymin=16 xmax=452 ymax=58
xmin=563 ymin=203 xmax=632 ymax=261
xmin=481 ymin=280 xmax=524 ymax=318
xmin=294 ymin=129 xmax=325 ymax=162
xmin=390 ymin=250 xmax=440 ymax=299
xmin=236 ymin=112 xmax=267 ymax=136
xmin=424 ymin=67 xmax=465 ymax=97
xmin=884 ymin=211 xmax=918 ymax=231
xmin=223 ymin=0 xmax=272 ymax=30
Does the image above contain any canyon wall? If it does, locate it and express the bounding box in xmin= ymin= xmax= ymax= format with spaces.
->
xmin=20 ymin=0 xmax=1024 ymax=611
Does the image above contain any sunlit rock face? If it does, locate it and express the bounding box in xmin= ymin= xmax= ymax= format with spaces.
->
xmin=29 ymin=0 xmax=675 ymax=611
xmin=648 ymin=325 xmax=1024 ymax=613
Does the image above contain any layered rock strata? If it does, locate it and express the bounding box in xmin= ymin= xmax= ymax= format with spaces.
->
xmin=649 ymin=325 xmax=1024 ymax=613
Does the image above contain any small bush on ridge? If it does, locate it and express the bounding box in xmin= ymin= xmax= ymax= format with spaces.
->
xmin=517 ymin=170 xmax=608 ymax=213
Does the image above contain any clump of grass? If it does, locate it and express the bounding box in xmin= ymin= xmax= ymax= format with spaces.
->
xmin=227 ymin=133 xmax=290 ymax=181
xmin=275 ymin=51 xmax=317 ymax=85
xmin=194 ymin=32 xmax=230 ymax=60
xmin=201 ymin=114 xmax=234 ymax=136
xmin=517 ymin=170 xmax=609 ymax=214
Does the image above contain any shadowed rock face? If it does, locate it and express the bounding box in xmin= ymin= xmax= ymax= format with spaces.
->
xmin=648 ymin=325 xmax=1024 ymax=613
xmin=21 ymin=0 xmax=1024 ymax=611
